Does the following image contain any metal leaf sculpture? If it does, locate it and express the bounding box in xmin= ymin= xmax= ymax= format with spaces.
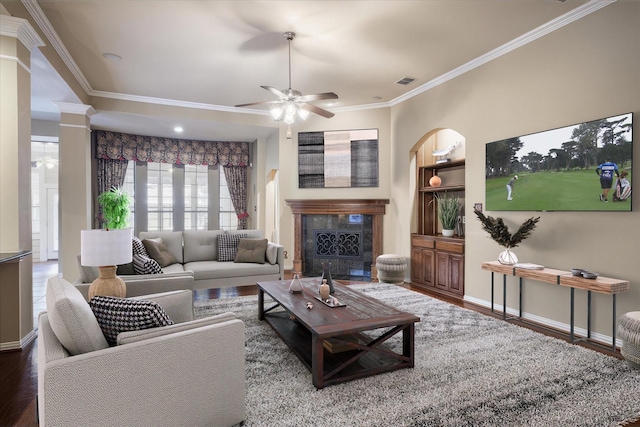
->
xmin=474 ymin=210 xmax=540 ymax=248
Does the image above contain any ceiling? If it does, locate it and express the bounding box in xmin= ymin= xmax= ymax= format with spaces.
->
xmin=18 ymin=0 xmax=605 ymax=141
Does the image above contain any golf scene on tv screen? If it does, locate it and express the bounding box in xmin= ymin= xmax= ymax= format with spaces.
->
xmin=485 ymin=113 xmax=633 ymax=212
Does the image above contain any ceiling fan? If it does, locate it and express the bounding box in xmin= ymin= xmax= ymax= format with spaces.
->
xmin=235 ymin=31 xmax=338 ymax=124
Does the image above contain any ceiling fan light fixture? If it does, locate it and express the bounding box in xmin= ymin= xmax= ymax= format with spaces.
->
xmin=270 ymin=107 xmax=284 ymax=121
xmin=284 ymin=113 xmax=295 ymax=125
xmin=235 ymin=31 xmax=338 ymax=123
xmin=297 ymin=108 xmax=310 ymax=121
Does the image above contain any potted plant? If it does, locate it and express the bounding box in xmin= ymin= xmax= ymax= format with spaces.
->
xmin=436 ymin=193 xmax=461 ymax=237
xmin=98 ymin=186 xmax=132 ymax=229
xmin=474 ymin=210 xmax=540 ymax=265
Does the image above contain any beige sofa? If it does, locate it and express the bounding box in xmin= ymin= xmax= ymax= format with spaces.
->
xmin=77 ymin=229 xmax=284 ymax=298
xmin=39 ymin=276 xmax=246 ymax=427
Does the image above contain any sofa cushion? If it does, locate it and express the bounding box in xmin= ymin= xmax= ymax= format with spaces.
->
xmin=184 ymin=260 xmax=279 ymax=280
xmin=161 ymin=263 xmax=186 ymax=274
xmin=235 ymin=238 xmax=267 ymax=264
xmin=143 ymin=237 xmax=179 ymax=267
xmin=133 ymin=254 xmax=164 ymax=275
xmin=183 ymin=230 xmax=225 ymax=263
xmin=139 ymin=231 xmax=184 ymax=263
xmin=45 ymin=276 xmax=109 ymax=355
xmin=217 ymin=233 xmax=246 ymax=262
xmin=89 ymin=296 xmax=174 ymax=346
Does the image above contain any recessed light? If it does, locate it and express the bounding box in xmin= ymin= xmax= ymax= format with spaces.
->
xmin=174 ymin=126 xmax=183 ymax=133
xmin=102 ymin=53 xmax=122 ymax=61
xmin=372 ymin=96 xmax=383 ymax=101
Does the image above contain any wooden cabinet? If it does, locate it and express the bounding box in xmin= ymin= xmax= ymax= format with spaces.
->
xmin=411 ymin=159 xmax=465 ymax=300
xmin=412 ymin=235 xmax=464 ymax=298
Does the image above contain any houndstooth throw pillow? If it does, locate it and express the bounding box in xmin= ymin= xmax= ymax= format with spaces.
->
xmin=132 ymin=236 xmax=149 ymax=257
xmin=217 ymin=233 xmax=247 ymax=262
xmin=132 ymin=254 xmax=163 ymax=275
xmin=89 ymin=296 xmax=174 ymax=346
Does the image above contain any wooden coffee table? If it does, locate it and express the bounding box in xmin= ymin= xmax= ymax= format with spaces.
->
xmin=257 ymin=278 xmax=420 ymax=389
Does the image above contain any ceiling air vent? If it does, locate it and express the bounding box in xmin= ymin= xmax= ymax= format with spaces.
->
xmin=395 ymin=76 xmax=417 ymax=85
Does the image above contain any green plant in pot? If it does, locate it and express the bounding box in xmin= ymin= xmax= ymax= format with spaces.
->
xmin=98 ymin=186 xmax=132 ymax=229
xmin=436 ymin=193 xmax=461 ymax=237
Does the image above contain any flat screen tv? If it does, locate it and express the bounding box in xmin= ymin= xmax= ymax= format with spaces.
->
xmin=485 ymin=112 xmax=632 ymax=212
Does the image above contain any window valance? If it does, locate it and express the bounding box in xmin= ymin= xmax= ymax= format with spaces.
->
xmin=95 ymin=130 xmax=249 ymax=166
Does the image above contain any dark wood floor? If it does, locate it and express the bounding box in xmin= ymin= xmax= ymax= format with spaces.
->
xmin=1 ymin=276 xmax=638 ymax=426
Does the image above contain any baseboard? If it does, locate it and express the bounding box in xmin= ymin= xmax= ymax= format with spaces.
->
xmin=463 ymin=295 xmax=622 ymax=349
xmin=0 ymin=329 xmax=37 ymax=352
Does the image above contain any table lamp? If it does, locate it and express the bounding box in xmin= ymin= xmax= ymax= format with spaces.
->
xmin=81 ymin=228 xmax=132 ymax=299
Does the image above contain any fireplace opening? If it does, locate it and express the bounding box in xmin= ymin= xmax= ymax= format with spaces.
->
xmin=302 ymin=214 xmax=372 ymax=281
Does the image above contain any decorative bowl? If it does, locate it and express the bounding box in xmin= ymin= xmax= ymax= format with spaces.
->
xmin=581 ymin=271 xmax=599 ymax=279
xmin=571 ymin=268 xmax=584 ymax=276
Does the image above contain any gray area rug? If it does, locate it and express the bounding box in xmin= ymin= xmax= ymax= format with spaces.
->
xmin=194 ymin=283 xmax=640 ymax=427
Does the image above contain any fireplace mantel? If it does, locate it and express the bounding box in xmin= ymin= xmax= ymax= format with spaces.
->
xmin=285 ymin=199 xmax=389 ymax=279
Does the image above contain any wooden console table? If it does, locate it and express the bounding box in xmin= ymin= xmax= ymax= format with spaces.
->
xmin=481 ymin=261 xmax=630 ymax=350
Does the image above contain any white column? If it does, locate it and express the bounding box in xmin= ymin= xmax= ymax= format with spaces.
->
xmin=55 ymin=102 xmax=96 ymax=282
xmin=0 ymin=15 xmax=44 ymax=349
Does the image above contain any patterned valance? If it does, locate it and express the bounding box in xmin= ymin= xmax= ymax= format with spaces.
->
xmin=95 ymin=130 xmax=249 ymax=166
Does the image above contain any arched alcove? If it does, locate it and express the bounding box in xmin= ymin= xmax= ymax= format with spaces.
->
xmin=410 ymin=128 xmax=466 ymax=233
xmin=409 ymin=128 xmax=466 ymax=300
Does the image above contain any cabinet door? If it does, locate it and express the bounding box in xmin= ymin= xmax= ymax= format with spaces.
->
xmin=422 ymin=249 xmax=435 ymax=287
xmin=448 ymin=254 xmax=464 ymax=295
xmin=411 ymin=248 xmax=424 ymax=283
xmin=435 ymin=252 xmax=449 ymax=290
xmin=411 ymin=247 xmax=435 ymax=287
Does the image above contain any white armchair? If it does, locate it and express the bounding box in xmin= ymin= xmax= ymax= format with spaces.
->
xmin=38 ymin=276 xmax=245 ymax=427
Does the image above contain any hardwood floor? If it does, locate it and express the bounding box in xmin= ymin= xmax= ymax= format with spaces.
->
xmin=1 ymin=270 xmax=638 ymax=426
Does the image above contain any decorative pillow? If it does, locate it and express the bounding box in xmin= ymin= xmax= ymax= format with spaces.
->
xmin=132 ymin=235 xmax=149 ymax=257
xmin=133 ymin=254 xmax=164 ymax=275
xmin=89 ymin=296 xmax=174 ymax=346
xmin=217 ymin=233 xmax=246 ymax=262
xmin=266 ymin=244 xmax=278 ymax=265
xmin=142 ymin=237 xmax=178 ymax=267
xmin=234 ymin=238 xmax=268 ymax=264
xmin=45 ymin=276 xmax=109 ymax=355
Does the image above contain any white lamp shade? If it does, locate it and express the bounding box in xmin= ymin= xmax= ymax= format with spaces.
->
xmin=81 ymin=229 xmax=132 ymax=266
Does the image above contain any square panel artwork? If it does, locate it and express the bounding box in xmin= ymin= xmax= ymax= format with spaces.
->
xmin=298 ymin=129 xmax=379 ymax=188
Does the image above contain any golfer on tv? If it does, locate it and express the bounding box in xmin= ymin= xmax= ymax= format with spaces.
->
xmin=506 ymin=175 xmax=518 ymax=201
xmin=596 ymin=158 xmax=619 ymax=202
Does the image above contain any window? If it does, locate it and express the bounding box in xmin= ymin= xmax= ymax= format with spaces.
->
xmin=31 ymin=170 xmax=40 ymax=234
xmin=121 ymin=160 xmax=135 ymax=228
xmin=184 ymin=164 xmax=208 ymax=230
xmin=147 ymin=162 xmax=173 ymax=231
xmin=219 ymin=167 xmax=238 ymax=230
xmin=128 ymin=162 xmax=243 ymax=233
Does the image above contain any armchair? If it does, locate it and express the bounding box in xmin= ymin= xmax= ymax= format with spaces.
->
xmin=38 ymin=276 xmax=245 ymax=427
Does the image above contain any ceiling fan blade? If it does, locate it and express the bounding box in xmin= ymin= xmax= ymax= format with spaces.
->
xmin=261 ymin=85 xmax=288 ymax=99
xmin=298 ymin=92 xmax=338 ymax=103
xmin=235 ymin=100 xmax=283 ymax=108
xmin=299 ymin=102 xmax=335 ymax=118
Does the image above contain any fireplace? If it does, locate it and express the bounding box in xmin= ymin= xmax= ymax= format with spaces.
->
xmin=286 ymin=199 xmax=389 ymax=280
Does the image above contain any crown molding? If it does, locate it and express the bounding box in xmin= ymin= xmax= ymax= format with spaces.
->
xmin=22 ymin=0 xmax=92 ymax=94
xmin=54 ymin=102 xmax=97 ymax=117
xmin=0 ymin=14 xmax=44 ymax=51
xmin=389 ymin=0 xmax=617 ymax=107
xmin=90 ymin=90 xmax=272 ymax=116
xmin=23 ymin=0 xmax=616 ymax=116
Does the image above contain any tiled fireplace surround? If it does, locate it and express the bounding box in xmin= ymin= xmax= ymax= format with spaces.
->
xmin=286 ymin=199 xmax=389 ymax=281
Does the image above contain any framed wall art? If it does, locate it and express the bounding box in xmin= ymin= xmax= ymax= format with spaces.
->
xmin=298 ymin=128 xmax=379 ymax=188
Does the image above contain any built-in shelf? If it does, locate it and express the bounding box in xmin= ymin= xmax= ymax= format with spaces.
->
xmin=412 ymin=160 xmax=465 ymax=301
